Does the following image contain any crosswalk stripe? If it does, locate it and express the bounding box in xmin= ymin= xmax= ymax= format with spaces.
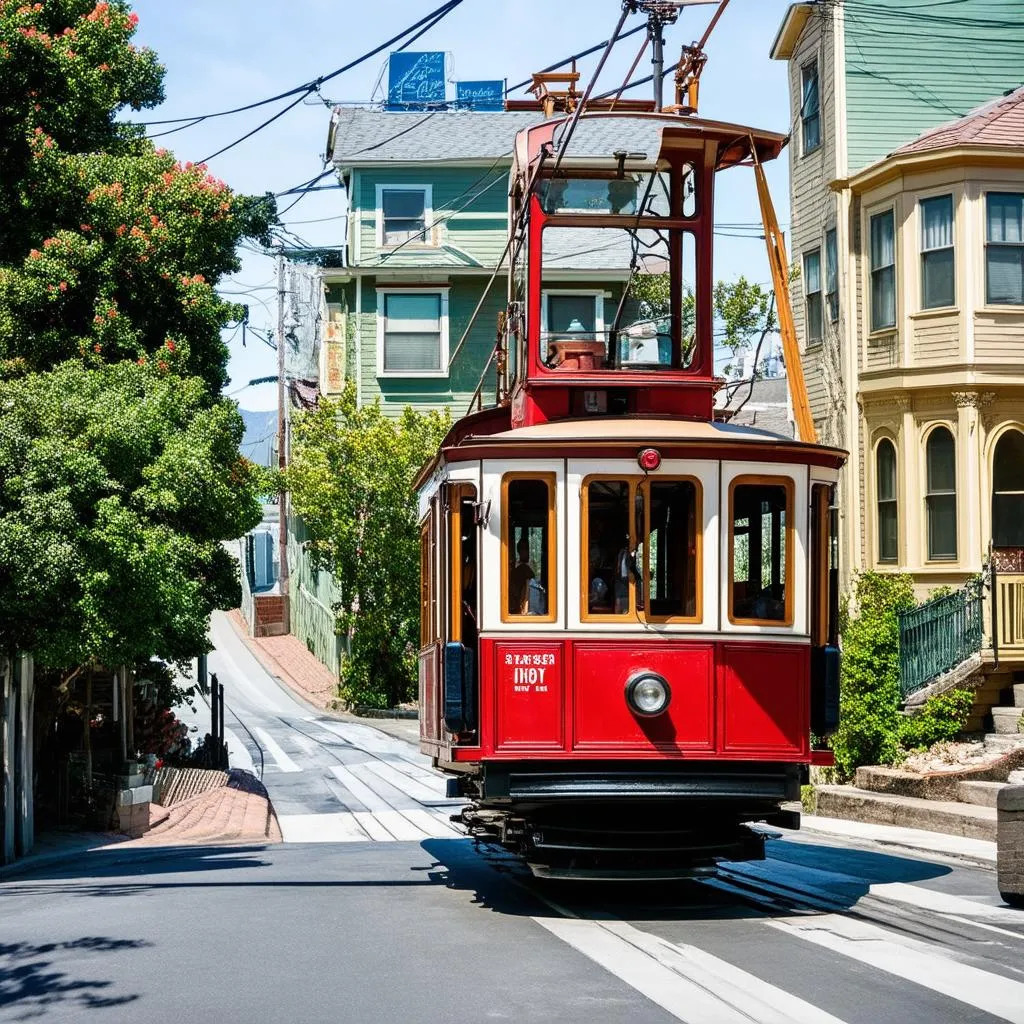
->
xmin=329 ymin=765 xmax=427 ymax=841
xmin=253 ymin=727 xmax=302 ymax=773
xmin=868 ymin=880 xmax=1024 ymax=924
xmin=768 ymin=912 xmax=1024 ymax=1023
xmin=222 ymin=726 xmax=256 ymax=775
xmin=531 ymin=913 xmax=851 ymax=1024
xmin=276 ymin=812 xmax=370 ymax=843
xmin=362 ymin=760 xmax=460 ymax=806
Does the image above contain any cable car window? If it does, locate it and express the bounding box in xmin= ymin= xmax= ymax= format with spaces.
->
xmin=647 ymin=480 xmax=699 ymax=619
xmin=539 ymin=170 xmax=680 ymax=217
xmin=729 ymin=479 xmax=792 ymax=625
xmin=541 ymin=226 xmax=695 ymax=371
xmin=582 ymin=476 xmax=700 ymax=623
xmin=503 ymin=475 xmax=555 ymax=621
xmin=585 ymin=480 xmax=633 ymax=616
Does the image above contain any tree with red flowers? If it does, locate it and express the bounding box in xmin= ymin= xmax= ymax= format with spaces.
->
xmin=0 ymin=1 xmax=275 ymax=682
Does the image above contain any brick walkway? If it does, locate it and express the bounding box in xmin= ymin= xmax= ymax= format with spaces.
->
xmin=226 ymin=609 xmax=339 ymax=711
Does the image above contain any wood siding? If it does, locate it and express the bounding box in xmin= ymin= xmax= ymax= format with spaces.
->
xmin=975 ymin=312 xmax=1024 ymax=362
xmin=357 ymin=165 xmax=509 ymax=269
xmin=786 ymin=5 xmax=844 ymax=446
xmin=843 ymin=0 xmax=1024 ymax=174
xmin=912 ymin=314 xmax=962 ymax=365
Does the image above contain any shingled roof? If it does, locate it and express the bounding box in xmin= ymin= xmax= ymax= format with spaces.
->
xmin=330 ymin=108 xmax=543 ymax=165
xmin=893 ymin=85 xmax=1024 ymax=156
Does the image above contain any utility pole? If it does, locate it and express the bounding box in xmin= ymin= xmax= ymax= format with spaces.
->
xmin=276 ymin=250 xmax=290 ymax=619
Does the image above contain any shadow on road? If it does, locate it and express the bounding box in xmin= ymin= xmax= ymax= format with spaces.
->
xmin=0 ymin=936 xmax=147 ymax=1017
xmin=421 ymin=835 xmax=955 ymax=920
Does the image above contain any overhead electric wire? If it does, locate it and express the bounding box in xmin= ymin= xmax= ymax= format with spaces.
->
xmin=141 ymin=0 xmax=468 ymax=128
xmin=505 ymin=21 xmax=648 ymax=94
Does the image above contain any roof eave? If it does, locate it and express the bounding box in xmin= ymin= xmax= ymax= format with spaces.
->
xmin=835 ymin=144 xmax=1024 ymax=194
xmin=770 ymin=3 xmax=816 ymax=61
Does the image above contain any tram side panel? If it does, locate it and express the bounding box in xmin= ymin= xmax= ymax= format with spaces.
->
xmin=423 ymin=453 xmax=831 ymax=765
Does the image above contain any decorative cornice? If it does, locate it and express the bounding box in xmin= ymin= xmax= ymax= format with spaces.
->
xmin=952 ymin=390 xmax=997 ymax=409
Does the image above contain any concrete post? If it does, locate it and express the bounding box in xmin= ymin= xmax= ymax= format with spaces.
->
xmin=996 ymin=784 xmax=1024 ymax=908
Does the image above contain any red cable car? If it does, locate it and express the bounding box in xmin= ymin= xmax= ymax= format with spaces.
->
xmin=416 ymin=108 xmax=846 ymax=879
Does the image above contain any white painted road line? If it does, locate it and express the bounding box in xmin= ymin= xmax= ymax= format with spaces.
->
xmin=532 ymin=913 xmax=850 ymax=1024
xmin=329 ymin=765 xmax=427 ymax=840
xmin=223 ymin=726 xmax=256 ymax=775
xmin=276 ymin=812 xmax=370 ymax=843
xmin=253 ymin=727 xmax=302 ymax=773
xmin=869 ymin=880 xmax=1024 ymax=924
xmin=769 ymin=912 xmax=1024 ymax=1024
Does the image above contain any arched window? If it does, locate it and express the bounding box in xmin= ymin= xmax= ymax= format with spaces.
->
xmin=926 ymin=427 xmax=957 ymax=560
xmin=876 ymin=438 xmax=898 ymax=562
xmin=993 ymin=429 xmax=1024 ymax=548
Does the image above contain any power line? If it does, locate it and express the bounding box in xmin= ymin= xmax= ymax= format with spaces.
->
xmin=140 ymin=0 xmax=468 ymax=128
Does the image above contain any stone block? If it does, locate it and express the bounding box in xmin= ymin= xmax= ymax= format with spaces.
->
xmin=991 ymin=707 xmax=1024 ymax=735
xmin=116 ymin=785 xmax=153 ymax=809
xmin=997 ymin=785 xmax=1024 ymax=904
xmin=1014 ymin=683 xmax=1024 ymax=709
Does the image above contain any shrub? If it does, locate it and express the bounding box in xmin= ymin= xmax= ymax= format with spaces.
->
xmin=831 ymin=571 xmax=916 ymax=779
xmin=898 ymin=688 xmax=975 ymax=752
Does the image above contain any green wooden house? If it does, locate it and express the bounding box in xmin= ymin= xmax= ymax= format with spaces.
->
xmin=322 ymin=108 xmax=544 ymax=415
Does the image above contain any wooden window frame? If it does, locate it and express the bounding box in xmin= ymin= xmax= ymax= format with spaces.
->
xmin=419 ymin=516 xmax=435 ymax=649
xmin=875 ymin=437 xmax=898 ymax=564
xmin=824 ymin=227 xmax=839 ymax=324
xmin=447 ymin=483 xmax=477 ymax=643
xmin=501 ymin=472 xmax=557 ymax=624
xmin=800 ymin=60 xmax=821 ymax=157
xmin=727 ymin=474 xmax=796 ymax=628
xmin=375 ymin=183 xmax=435 ymax=249
xmin=985 ymin=191 xmax=1024 ymax=307
xmin=803 ymin=247 xmax=823 ymax=345
xmin=579 ymin=474 xmax=703 ymax=625
xmin=924 ymin=425 xmax=957 ymax=562
xmin=869 ymin=208 xmax=897 ymax=332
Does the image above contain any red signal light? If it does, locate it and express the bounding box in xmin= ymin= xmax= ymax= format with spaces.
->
xmin=638 ymin=448 xmax=661 ymax=472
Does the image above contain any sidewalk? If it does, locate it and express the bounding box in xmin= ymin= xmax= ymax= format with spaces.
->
xmin=224 ymin=609 xmax=420 ymax=746
xmin=790 ymin=813 xmax=996 ymax=867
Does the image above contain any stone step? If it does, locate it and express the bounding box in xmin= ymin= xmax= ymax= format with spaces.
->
xmin=815 ymin=786 xmax=996 ymax=842
xmin=984 ymin=733 xmax=1024 ymax=754
xmin=990 ymin=706 xmax=1024 ymax=735
xmin=1014 ymin=682 xmax=1024 ymax=709
xmin=957 ymin=780 xmax=1008 ymax=808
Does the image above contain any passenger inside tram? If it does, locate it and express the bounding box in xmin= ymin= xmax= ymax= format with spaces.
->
xmin=506 ymin=478 xmax=550 ymax=617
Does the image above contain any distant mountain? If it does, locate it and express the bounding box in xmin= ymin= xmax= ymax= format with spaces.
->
xmin=239 ymin=409 xmax=277 ymax=467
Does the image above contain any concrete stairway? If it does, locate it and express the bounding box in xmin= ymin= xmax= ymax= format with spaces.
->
xmin=988 ymin=681 xmax=1024 ymax=740
xmin=815 ymin=738 xmax=1024 ymax=843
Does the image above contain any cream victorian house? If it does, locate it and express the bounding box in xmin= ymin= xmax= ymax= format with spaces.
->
xmin=840 ymin=88 xmax=1024 ymax=601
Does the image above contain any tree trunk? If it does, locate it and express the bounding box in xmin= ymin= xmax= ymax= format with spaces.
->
xmin=84 ymin=667 xmax=92 ymax=789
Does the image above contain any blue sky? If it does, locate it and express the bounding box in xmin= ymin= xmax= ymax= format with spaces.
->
xmin=132 ymin=0 xmax=795 ymax=411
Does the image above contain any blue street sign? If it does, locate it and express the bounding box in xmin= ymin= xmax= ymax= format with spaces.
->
xmin=387 ymin=51 xmax=446 ymax=110
xmin=456 ymin=80 xmax=506 ymax=111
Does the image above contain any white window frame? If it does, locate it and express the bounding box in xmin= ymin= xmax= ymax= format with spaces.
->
xmin=375 ymin=286 xmax=450 ymax=379
xmin=800 ymin=60 xmax=821 ymax=157
xmin=919 ymin=192 xmax=955 ymax=311
xmin=541 ymin=289 xmax=606 ymax=339
xmin=375 ymin=184 xmax=435 ymax=249
xmin=803 ymin=247 xmax=823 ymax=346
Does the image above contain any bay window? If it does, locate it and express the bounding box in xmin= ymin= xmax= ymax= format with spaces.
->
xmin=926 ymin=427 xmax=957 ymax=561
xmin=875 ymin=438 xmax=898 ymax=563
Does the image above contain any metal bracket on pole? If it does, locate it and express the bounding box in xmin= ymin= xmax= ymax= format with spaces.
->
xmin=751 ymin=139 xmax=817 ymax=445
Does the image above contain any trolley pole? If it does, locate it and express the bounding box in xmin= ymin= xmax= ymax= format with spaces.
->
xmin=276 ymin=250 xmax=290 ymax=620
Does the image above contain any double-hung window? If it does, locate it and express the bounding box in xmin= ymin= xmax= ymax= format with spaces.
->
xmin=825 ymin=228 xmax=839 ymax=323
xmin=377 ymin=289 xmax=448 ymax=375
xmin=801 ymin=62 xmax=820 ymax=155
xmin=870 ymin=209 xmax=896 ymax=331
xmin=920 ymin=194 xmax=954 ymax=309
xmin=378 ymin=186 xmax=432 ymax=247
xmin=804 ymin=248 xmax=823 ymax=344
xmin=986 ymin=193 xmax=1024 ymax=305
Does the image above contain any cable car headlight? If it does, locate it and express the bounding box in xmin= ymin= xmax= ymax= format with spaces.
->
xmin=625 ymin=672 xmax=671 ymax=717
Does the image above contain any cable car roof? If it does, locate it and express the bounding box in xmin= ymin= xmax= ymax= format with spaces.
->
xmin=513 ymin=112 xmax=787 ymax=176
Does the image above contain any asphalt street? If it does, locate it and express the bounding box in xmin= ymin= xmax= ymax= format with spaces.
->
xmin=3 ymin=614 xmax=1023 ymax=1023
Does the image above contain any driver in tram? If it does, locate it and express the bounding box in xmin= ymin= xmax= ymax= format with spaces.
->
xmin=509 ymin=536 xmax=535 ymax=615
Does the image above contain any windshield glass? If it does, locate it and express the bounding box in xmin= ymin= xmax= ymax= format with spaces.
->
xmin=540 ymin=224 xmax=695 ymax=370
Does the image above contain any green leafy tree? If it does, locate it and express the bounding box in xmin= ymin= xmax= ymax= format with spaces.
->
xmin=287 ymin=383 xmax=450 ymax=709
xmin=0 ymin=1 xmax=275 ymax=679
xmin=0 ymin=360 xmax=263 ymax=670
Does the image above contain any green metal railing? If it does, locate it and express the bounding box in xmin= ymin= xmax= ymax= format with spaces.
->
xmin=898 ymin=584 xmax=983 ymax=697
